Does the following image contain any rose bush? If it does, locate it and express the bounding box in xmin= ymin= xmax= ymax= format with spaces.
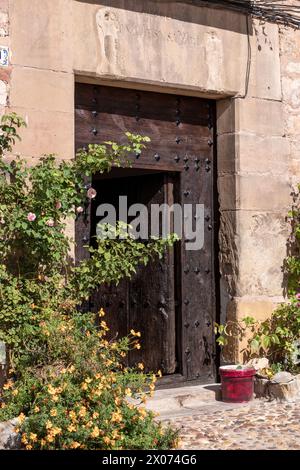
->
xmin=0 ymin=113 xmax=178 ymax=449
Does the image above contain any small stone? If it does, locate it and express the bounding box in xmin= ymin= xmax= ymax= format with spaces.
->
xmin=247 ymin=357 xmax=269 ymax=371
xmin=271 ymin=372 xmax=294 ymax=384
xmin=0 ymin=418 xmax=21 ymax=449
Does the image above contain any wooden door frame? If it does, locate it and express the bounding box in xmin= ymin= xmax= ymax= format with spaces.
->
xmin=75 ymin=84 xmax=220 ymax=385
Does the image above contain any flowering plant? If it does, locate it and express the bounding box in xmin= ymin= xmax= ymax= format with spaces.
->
xmin=0 ymin=113 xmax=178 ymax=449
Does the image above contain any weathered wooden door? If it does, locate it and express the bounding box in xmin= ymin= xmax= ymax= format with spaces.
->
xmin=75 ymin=84 xmax=218 ymax=383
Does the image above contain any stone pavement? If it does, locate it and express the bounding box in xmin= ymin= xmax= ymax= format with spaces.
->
xmin=146 ymin=384 xmax=300 ymax=450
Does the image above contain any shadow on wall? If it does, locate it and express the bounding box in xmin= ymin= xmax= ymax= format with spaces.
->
xmin=75 ymin=0 xmax=253 ymax=35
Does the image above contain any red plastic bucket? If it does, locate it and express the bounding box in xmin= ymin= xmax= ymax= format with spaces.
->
xmin=220 ymin=365 xmax=256 ymax=403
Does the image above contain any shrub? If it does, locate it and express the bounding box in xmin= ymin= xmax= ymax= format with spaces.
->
xmin=0 ymin=113 xmax=178 ymax=449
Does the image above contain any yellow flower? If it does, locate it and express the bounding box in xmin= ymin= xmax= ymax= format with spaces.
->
xmin=134 ymin=342 xmax=141 ymax=350
xmin=52 ymin=427 xmax=62 ymax=436
xmin=157 ymin=370 xmax=162 ymax=378
xmin=26 ymin=444 xmax=33 ymax=450
xmin=29 ymin=433 xmax=38 ymax=442
xmin=139 ymin=407 xmax=147 ymax=417
xmin=34 ymin=406 xmax=40 ymax=413
xmin=114 ymin=397 xmax=121 ymax=406
xmin=85 ymin=377 xmax=92 ymax=384
xmin=47 ymin=384 xmax=62 ymax=396
xmin=120 ymin=351 xmax=126 ymax=358
xmin=50 ymin=409 xmax=57 ymax=417
xmin=130 ymin=329 xmax=141 ymax=337
xmin=90 ymin=426 xmax=100 ymax=438
xmin=3 ymin=380 xmax=13 ymax=390
xmin=100 ymin=320 xmax=109 ymax=331
xmin=69 ymin=365 xmax=75 ymax=373
xmin=18 ymin=413 xmax=26 ymax=424
xmin=46 ymin=434 xmax=55 ymax=443
xmin=99 ymin=308 xmax=106 ymax=317
xmin=78 ymin=406 xmax=87 ymax=418
xmin=111 ymin=411 xmax=122 ymax=423
xmin=40 ymin=439 xmax=46 ymax=447
xmin=69 ymin=410 xmax=77 ymax=422
xmin=46 ymin=420 xmax=53 ymax=430
xmin=67 ymin=424 xmax=77 ymax=433
xmin=81 ymin=383 xmax=88 ymax=391
xmin=12 ymin=389 xmax=19 ymax=396
xmin=103 ymin=436 xmax=111 ymax=445
xmin=112 ymin=430 xmax=120 ymax=440
xmin=149 ymin=383 xmax=155 ymax=392
xmin=125 ymin=388 xmax=132 ymax=397
xmin=93 ymin=411 xmax=99 ymax=419
xmin=21 ymin=433 xmax=28 ymax=444
xmin=141 ymin=394 xmax=147 ymax=404
xmin=70 ymin=441 xmax=81 ymax=449
xmin=138 ymin=363 xmax=144 ymax=370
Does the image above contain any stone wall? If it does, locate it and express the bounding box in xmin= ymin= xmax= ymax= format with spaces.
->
xmin=3 ymin=0 xmax=300 ymax=361
xmin=0 ymin=0 xmax=10 ymax=115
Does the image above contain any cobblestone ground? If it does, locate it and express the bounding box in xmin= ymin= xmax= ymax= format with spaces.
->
xmin=165 ymin=399 xmax=300 ymax=450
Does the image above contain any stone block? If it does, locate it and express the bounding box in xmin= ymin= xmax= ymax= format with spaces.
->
xmin=10 ymin=67 xmax=74 ymax=114
xmin=237 ymin=134 xmax=290 ymax=176
xmin=9 ymin=107 xmax=74 ymax=160
xmin=255 ymin=374 xmax=300 ymax=402
xmin=238 ymin=211 xmax=288 ymax=297
xmin=218 ymin=174 xmax=290 ymax=211
xmin=73 ymin=1 xmax=248 ymax=95
xmin=236 ymin=97 xmax=284 ymax=137
xmin=217 ymin=98 xmax=284 ymax=137
xmin=217 ymin=99 xmax=235 ymax=135
xmin=248 ymin=20 xmax=281 ymax=101
xmin=218 ymin=134 xmax=290 ymax=177
xmin=10 ymin=0 xmax=73 ymax=72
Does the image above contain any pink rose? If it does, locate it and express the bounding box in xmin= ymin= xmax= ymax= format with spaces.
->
xmin=27 ymin=212 xmax=36 ymax=222
xmin=55 ymin=201 xmax=62 ymax=210
xmin=296 ymin=293 xmax=300 ymax=300
xmin=45 ymin=219 xmax=55 ymax=227
xmin=76 ymin=206 xmax=84 ymax=214
xmin=87 ymin=188 xmax=97 ymax=199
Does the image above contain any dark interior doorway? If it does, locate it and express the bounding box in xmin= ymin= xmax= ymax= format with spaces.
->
xmin=90 ymin=169 xmax=181 ymax=375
